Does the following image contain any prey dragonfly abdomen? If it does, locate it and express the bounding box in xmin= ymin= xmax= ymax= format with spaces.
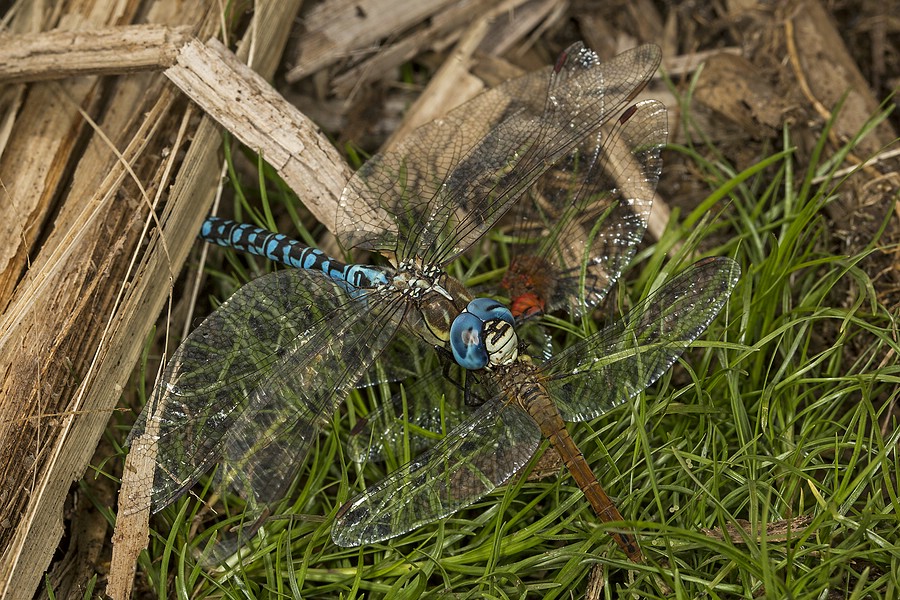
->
xmin=496 ymin=358 xmax=643 ymax=562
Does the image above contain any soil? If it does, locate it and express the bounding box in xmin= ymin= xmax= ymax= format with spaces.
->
xmin=281 ymin=0 xmax=900 ymax=305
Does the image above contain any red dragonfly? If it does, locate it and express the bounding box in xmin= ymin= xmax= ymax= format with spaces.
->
xmin=338 ymin=42 xmax=678 ymax=561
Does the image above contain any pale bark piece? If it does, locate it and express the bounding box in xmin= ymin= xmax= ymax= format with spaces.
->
xmin=286 ymin=0 xmax=460 ymax=81
xmin=476 ymin=0 xmax=566 ymax=57
xmin=109 ymin=397 xmax=159 ymax=599
xmin=0 ymin=24 xmax=192 ymax=84
xmin=694 ymin=52 xmax=786 ymax=136
xmin=787 ymin=0 xmax=897 ymax=158
xmin=331 ymin=0 xmax=510 ymax=97
xmin=165 ymin=38 xmax=351 ymax=230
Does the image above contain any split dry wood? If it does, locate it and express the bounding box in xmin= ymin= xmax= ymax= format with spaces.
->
xmin=108 ymin=10 xmax=306 ymax=600
xmin=330 ymin=0 xmax=513 ymax=97
xmin=0 ymin=5 xmax=220 ymax=596
xmin=0 ymin=3 xmax=302 ymax=600
xmin=783 ymin=0 xmax=898 ymax=246
xmin=164 ymin=38 xmax=351 ymax=230
xmin=785 ymin=0 xmax=896 ymax=160
xmin=287 ymin=0 xmax=461 ymax=81
xmin=0 ymin=24 xmax=192 ymax=84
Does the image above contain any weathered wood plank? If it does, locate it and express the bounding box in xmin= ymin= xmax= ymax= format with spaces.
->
xmin=286 ymin=0 xmax=459 ymax=80
xmin=164 ymin=38 xmax=350 ymax=230
xmin=0 ymin=24 xmax=192 ymax=84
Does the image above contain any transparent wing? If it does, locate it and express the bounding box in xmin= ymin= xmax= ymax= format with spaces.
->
xmin=349 ymin=369 xmax=458 ymax=464
xmin=501 ymin=99 xmax=667 ymax=318
xmin=200 ymin=416 xmax=317 ymax=562
xmin=347 ymin=310 xmax=556 ymax=462
xmin=347 ymin=363 xmax=500 ymax=464
xmin=128 ymin=268 xmax=405 ymax=511
xmin=354 ymin=330 xmax=441 ymax=389
xmin=547 ymin=257 xmax=741 ymax=421
xmin=336 ymin=43 xmax=662 ymax=268
xmin=332 ymin=398 xmax=541 ymax=546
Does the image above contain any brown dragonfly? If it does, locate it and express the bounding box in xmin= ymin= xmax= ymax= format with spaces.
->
xmin=334 ymin=257 xmax=740 ymax=561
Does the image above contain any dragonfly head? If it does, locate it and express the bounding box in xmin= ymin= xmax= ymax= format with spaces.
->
xmin=450 ymin=298 xmax=518 ymax=370
xmin=501 ymin=255 xmax=556 ymax=320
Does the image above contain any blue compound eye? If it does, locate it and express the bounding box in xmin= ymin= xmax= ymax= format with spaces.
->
xmin=466 ymin=298 xmax=515 ymax=326
xmin=450 ymin=311 xmax=488 ymax=370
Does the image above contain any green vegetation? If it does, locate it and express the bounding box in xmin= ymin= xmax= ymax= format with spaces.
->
xmin=108 ymin=96 xmax=899 ymax=598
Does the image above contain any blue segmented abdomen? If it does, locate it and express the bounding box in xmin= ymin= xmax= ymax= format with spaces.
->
xmin=200 ymin=217 xmax=389 ymax=290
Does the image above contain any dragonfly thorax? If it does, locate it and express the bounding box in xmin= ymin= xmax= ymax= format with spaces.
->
xmin=450 ymin=298 xmax=518 ymax=370
xmin=392 ymin=261 xmax=453 ymax=301
xmin=389 ymin=261 xmax=474 ymax=343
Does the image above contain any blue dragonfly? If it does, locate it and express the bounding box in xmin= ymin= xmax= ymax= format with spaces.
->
xmin=126 ymin=42 xmax=664 ymax=552
xmin=343 ymin=91 xmax=669 ymax=558
xmin=344 ymin=113 xmax=670 ymax=458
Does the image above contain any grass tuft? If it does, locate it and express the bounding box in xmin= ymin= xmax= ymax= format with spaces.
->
xmin=110 ymin=95 xmax=900 ymax=598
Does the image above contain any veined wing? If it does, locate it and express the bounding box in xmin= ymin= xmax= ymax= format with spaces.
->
xmin=347 ymin=361 xmax=500 ymax=464
xmin=336 ymin=43 xmax=662 ymax=268
xmin=128 ymin=268 xmax=405 ymax=511
xmin=198 ymin=414 xmax=321 ymax=562
xmin=348 ymin=368 xmax=461 ymax=464
xmin=346 ymin=319 xmax=551 ymax=465
xmin=212 ymin=289 xmax=402 ymax=506
xmin=502 ymin=99 xmax=667 ymax=318
xmin=547 ymin=257 xmax=741 ymax=422
xmin=332 ymin=397 xmax=540 ymax=546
